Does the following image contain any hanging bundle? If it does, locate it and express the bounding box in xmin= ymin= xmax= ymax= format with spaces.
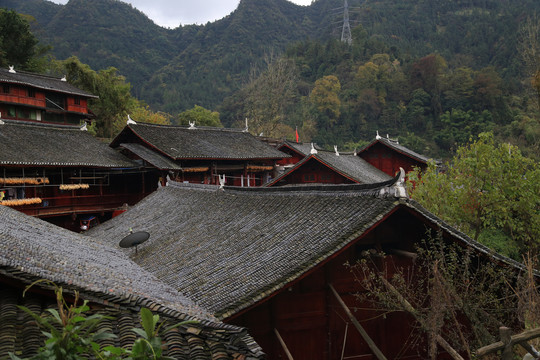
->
xmin=0 ymin=177 xmax=50 ymax=185
xmin=0 ymin=198 xmax=42 ymax=206
xmin=59 ymin=183 xmax=90 ymax=191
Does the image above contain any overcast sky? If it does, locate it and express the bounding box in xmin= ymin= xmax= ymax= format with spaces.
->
xmin=49 ymin=0 xmax=314 ymax=28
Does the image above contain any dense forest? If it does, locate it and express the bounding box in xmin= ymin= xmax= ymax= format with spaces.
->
xmin=2 ymin=0 xmax=540 ymax=158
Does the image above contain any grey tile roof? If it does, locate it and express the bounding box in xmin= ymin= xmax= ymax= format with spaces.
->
xmin=277 ymin=140 xmax=322 ymax=156
xmin=87 ymin=181 xmax=529 ymax=322
xmin=87 ymin=182 xmax=401 ymax=319
xmin=0 ymin=203 xmax=212 ymax=322
xmin=0 ymin=204 xmax=263 ymax=359
xmin=0 ymin=121 xmax=136 ymax=167
xmin=0 ymin=68 xmax=98 ymax=98
xmin=269 ymin=151 xmax=392 ymax=185
xmin=0 ymin=286 xmax=262 ymax=359
xmin=120 ymin=143 xmax=182 ymax=170
xmin=361 ymin=137 xmax=438 ymax=165
xmin=111 ymin=123 xmax=288 ymax=160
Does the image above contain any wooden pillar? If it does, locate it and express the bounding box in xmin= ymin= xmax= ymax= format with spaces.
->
xmin=500 ymin=327 xmax=513 ymax=360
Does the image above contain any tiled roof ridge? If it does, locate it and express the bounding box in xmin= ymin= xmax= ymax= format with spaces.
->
xmin=167 ymin=174 xmax=401 ymax=196
xmin=0 ymin=67 xmax=65 ymax=82
xmin=130 ymin=121 xmax=246 ymax=133
xmin=0 ymin=68 xmax=98 ymax=98
xmin=1 ymin=119 xmax=83 ymax=131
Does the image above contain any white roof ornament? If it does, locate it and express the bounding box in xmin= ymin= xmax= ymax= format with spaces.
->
xmin=243 ymin=118 xmax=248 ymax=132
xmin=354 ymin=148 xmax=357 ymax=156
xmin=8 ymin=66 xmax=15 ymax=73
xmin=378 ymin=167 xmax=408 ymax=199
xmin=376 ymin=130 xmax=382 ymax=140
xmin=188 ymin=121 xmax=196 ymax=129
xmin=334 ymin=145 xmax=340 ymax=156
xmin=394 ymin=167 xmax=408 ymax=198
xmin=127 ymin=114 xmax=136 ymax=125
xmin=218 ymin=174 xmax=226 ymax=190
xmin=80 ymin=123 xmax=87 ymax=131
xmin=61 ymin=75 xmax=67 ymax=82
xmin=310 ymin=143 xmax=318 ymax=154
xmin=0 ymin=112 xmax=4 ymax=125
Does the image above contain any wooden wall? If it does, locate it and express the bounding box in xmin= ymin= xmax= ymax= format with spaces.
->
xmin=359 ymin=143 xmax=426 ymax=177
xmin=227 ymin=210 xmax=441 ymax=359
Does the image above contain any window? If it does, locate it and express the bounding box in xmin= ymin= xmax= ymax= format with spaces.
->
xmin=3 ymin=85 xmax=10 ymax=94
xmin=28 ymin=89 xmax=35 ymax=98
xmin=74 ymin=97 xmax=80 ymax=105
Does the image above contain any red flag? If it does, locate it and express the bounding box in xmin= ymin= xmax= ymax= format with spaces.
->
xmin=295 ymin=126 xmax=299 ymax=143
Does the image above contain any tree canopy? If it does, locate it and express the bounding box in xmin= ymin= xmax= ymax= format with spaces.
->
xmin=54 ymin=56 xmax=170 ymax=138
xmin=0 ymin=9 xmax=49 ymax=72
xmin=176 ymin=105 xmax=222 ymax=127
xmin=408 ymin=132 xmax=540 ymax=259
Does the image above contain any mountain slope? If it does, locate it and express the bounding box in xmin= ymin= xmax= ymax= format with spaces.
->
xmin=4 ymin=0 xmax=539 ymax=114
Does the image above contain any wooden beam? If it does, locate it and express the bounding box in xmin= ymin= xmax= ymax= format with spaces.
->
xmin=329 ymin=284 xmax=388 ymax=360
xmin=377 ymin=276 xmax=465 ymax=360
xmin=274 ymin=328 xmax=294 ymax=360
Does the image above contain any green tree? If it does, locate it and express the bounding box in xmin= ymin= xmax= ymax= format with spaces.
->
xmin=309 ymin=75 xmax=341 ymax=130
xmin=0 ymin=9 xmax=49 ymax=72
xmin=176 ymin=105 xmax=222 ymax=127
xmin=409 ymin=132 xmax=540 ymax=259
xmin=53 ymin=57 xmax=173 ymax=138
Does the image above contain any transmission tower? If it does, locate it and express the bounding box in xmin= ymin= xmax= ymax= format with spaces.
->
xmin=341 ymin=0 xmax=352 ymax=45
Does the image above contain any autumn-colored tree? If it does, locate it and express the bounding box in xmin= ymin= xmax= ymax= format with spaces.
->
xmin=243 ymin=55 xmax=298 ymax=137
xmin=410 ymin=54 xmax=447 ymax=117
xmin=310 ymin=75 xmax=341 ymax=128
xmin=409 ymin=132 xmax=540 ymax=259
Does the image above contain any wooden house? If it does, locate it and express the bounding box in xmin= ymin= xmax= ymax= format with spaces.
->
xmin=110 ymin=122 xmax=288 ymax=187
xmin=267 ymin=147 xmax=391 ymax=187
xmin=0 ymin=67 xmax=96 ymax=125
xmin=88 ymin=178 xmax=522 ymax=359
xmin=0 ymin=204 xmax=263 ymax=359
xmin=0 ymin=68 xmax=156 ymax=230
xmin=0 ymin=120 xmax=154 ymax=230
xmin=359 ymin=134 xmax=440 ymax=176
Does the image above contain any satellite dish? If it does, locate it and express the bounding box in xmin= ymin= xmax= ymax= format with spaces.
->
xmin=119 ymin=231 xmax=149 ymax=252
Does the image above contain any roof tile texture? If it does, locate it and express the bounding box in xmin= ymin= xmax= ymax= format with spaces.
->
xmin=116 ymin=123 xmax=287 ymax=160
xmin=88 ymin=183 xmax=399 ymax=318
xmin=0 ymin=121 xmax=136 ymax=167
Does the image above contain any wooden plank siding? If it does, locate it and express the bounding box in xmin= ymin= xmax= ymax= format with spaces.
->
xmin=359 ymin=142 xmax=428 ymax=177
xmin=228 ymin=215 xmax=424 ymax=360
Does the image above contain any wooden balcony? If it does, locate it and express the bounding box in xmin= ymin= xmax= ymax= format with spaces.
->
xmin=7 ymin=192 xmax=149 ymax=218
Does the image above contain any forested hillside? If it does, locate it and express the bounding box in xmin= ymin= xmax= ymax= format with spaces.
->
xmin=4 ymin=0 xmax=538 ymax=109
xmin=3 ymin=0 xmax=540 ymax=158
